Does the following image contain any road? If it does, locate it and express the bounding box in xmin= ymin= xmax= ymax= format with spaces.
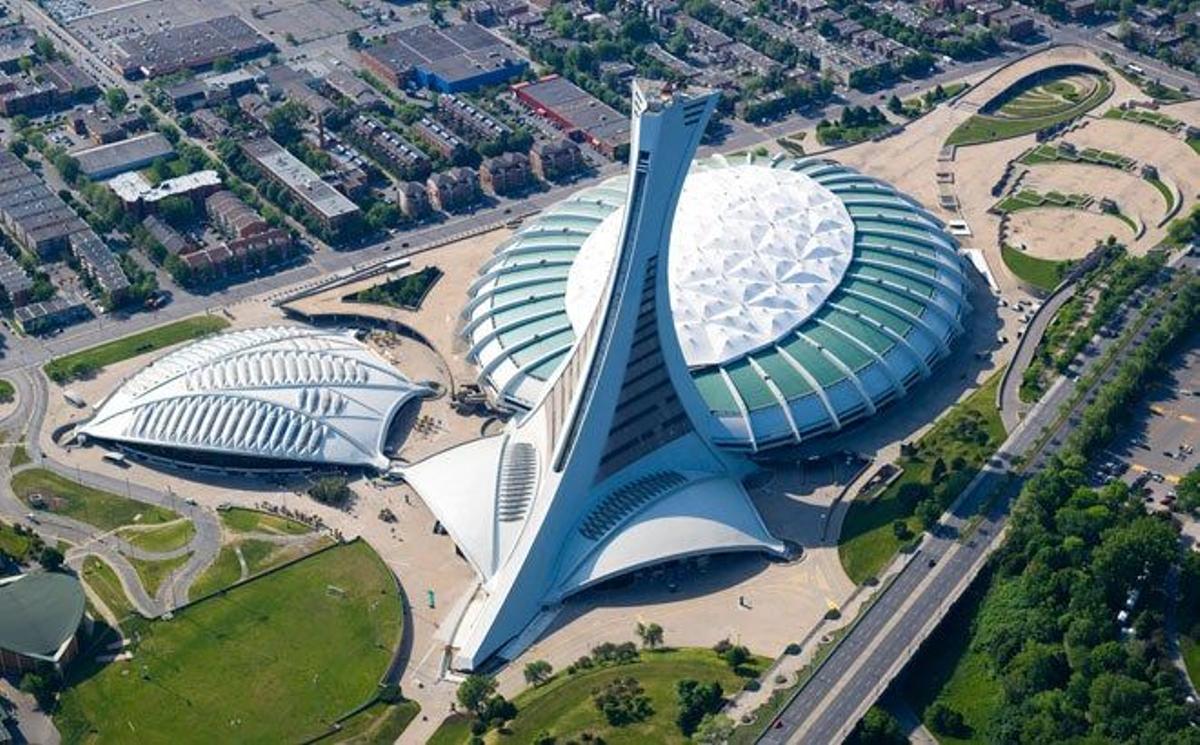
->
xmin=0 ymin=368 xmax=222 ymax=614
xmin=760 ymin=252 xmax=1197 ymax=744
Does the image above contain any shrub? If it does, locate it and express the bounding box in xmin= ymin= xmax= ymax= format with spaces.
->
xmin=592 ymin=677 xmax=652 ymax=726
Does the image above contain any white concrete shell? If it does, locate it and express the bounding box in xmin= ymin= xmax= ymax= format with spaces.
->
xmin=81 ymin=326 xmax=428 ymax=469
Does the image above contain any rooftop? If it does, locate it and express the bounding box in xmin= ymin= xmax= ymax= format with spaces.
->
xmin=241 ymin=139 xmax=359 ymax=221
xmin=72 ymin=132 xmax=175 ymax=178
xmin=0 ymin=573 xmax=85 ymax=660
xmin=109 ymin=169 xmax=221 ymax=204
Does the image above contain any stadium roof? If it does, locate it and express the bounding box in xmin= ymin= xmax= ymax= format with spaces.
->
xmin=81 ymin=327 xmax=429 ymax=469
xmin=0 ymin=573 xmax=85 ymax=661
xmin=463 ymin=155 xmax=970 ymax=451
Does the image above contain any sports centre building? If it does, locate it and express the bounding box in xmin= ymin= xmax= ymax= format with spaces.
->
xmin=407 ymin=81 xmax=972 ymax=671
xmin=80 ymin=326 xmax=430 ymax=471
xmin=464 ymin=155 xmax=970 ymax=451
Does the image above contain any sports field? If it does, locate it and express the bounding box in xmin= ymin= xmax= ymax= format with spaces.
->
xmin=55 ymin=541 xmax=405 ymax=744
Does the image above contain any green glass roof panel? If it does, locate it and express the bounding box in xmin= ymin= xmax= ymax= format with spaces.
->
xmin=779 ymin=335 xmax=845 ymax=387
xmin=692 ymin=368 xmax=741 ymax=415
xmin=833 ymin=292 xmax=915 ymax=337
xmin=750 ymin=348 xmax=813 ymax=399
xmin=724 ymin=358 xmax=778 ymax=411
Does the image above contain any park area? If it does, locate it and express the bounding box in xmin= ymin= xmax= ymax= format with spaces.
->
xmin=347 ymin=266 xmax=443 ymax=310
xmin=43 ymin=315 xmax=228 ymax=383
xmin=55 ymin=540 xmax=407 ymax=744
xmin=431 ymin=648 xmax=767 ymax=745
xmin=1000 ymin=244 xmax=1069 ymax=292
xmin=838 ymin=374 xmax=1005 ymax=584
xmin=947 ymin=67 xmax=1112 ymax=146
xmin=12 ymin=468 xmax=177 ymax=531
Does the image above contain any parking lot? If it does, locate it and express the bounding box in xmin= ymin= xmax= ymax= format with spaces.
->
xmin=1111 ymin=333 xmax=1200 ymax=509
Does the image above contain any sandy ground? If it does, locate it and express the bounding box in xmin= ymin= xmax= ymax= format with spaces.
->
xmin=1004 ymin=208 xmax=1136 ymax=260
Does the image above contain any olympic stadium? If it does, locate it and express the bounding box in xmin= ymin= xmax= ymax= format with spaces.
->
xmin=80 ymin=326 xmax=430 ymax=471
xmin=462 ymin=154 xmax=971 ymax=453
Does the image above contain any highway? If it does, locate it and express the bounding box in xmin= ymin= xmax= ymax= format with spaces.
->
xmin=760 ymin=253 xmax=1197 ymax=744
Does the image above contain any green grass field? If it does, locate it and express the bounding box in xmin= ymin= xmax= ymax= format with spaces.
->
xmin=0 ymin=519 xmax=36 ymax=561
xmin=44 ymin=316 xmax=229 ymax=383
xmin=129 ymin=552 xmax=191 ymax=597
xmin=12 ymin=468 xmax=177 ymax=531
xmin=333 ymin=700 xmax=422 ymax=744
xmin=1001 ymin=244 xmax=1069 ymax=292
xmin=1102 ymin=106 xmax=1182 ymax=132
xmin=1146 ymin=177 xmax=1176 ymax=213
xmin=901 ymin=582 xmax=1000 ymax=744
xmin=10 ymin=438 xmax=30 ymax=468
xmin=81 ymin=556 xmax=136 ymax=621
xmin=0 ymin=378 xmax=13 ymax=403
xmin=431 ymin=648 xmax=767 ymax=745
xmin=56 ymin=541 xmax=404 ymax=745
xmin=187 ymin=543 xmax=242 ymax=601
xmin=947 ymin=74 xmax=1111 ymax=146
xmin=839 ymin=373 xmax=1004 ymax=584
xmin=119 ymin=520 xmax=195 ymax=553
xmin=219 ymin=507 xmax=312 ymax=536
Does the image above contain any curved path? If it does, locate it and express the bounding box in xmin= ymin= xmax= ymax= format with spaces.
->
xmin=0 ymin=367 xmax=222 ymax=614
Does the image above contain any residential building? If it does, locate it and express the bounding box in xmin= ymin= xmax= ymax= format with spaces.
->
xmin=240 ymin=138 xmax=361 ymax=232
xmin=69 ymin=231 xmax=130 ymax=305
xmin=412 ymin=117 xmax=469 ymax=161
xmin=529 ymin=138 xmax=584 ymax=181
xmin=205 ymin=190 xmax=269 ymax=239
xmin=437 ymin=94 xmax=512 ymax=144
xmin=396 ymin=181 xmax=431 ymax=220
xmin=347 ymin=115 xmax=432 ymax=181
xmin=480 ymin=151 xmax=531 ymax=195
xmin=13 ymin=294 xmax=90 ymax=334
xmin=426 ymin=167 xmax=480 ymax=212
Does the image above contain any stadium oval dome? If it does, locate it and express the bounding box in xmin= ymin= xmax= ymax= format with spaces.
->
xmin=81 ymin=326 xmax=429 ymax=470
xmin=463 ymin=155 xmax=971 ymax=451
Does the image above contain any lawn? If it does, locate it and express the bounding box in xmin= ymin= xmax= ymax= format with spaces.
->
xmin=431 ymin=649 xmax=767 ymax=745
xmin=44 ymin=315 xmax=229 ymax=383
xmin=838 ymin=373 xmax=1005 ymax=584
xmin=0 ymin=378 xmax=13 ymax=403
xmin=119 ymin=519 xmax=195 ymax=553
xmin=1001 ymin=244 xmax=1069 ymax=292
xmin=187 ymin=543 xmax=242 ymax=601
xmin=81 ymin=556 xmax=136 ymax=621
xmin=900 ymin=581 xmax=1001 ymax=744
xmin=947 ymin=75 xmax=1112 ymax=146
xmin=55 ymin=540 xmax=404 ymax=745
xmin=129 ymin=552 xmax=191 ymax=597
xmin=1146 ymin=177 xmax=1176 ymax=213
xmin=12 ymin=468 xmax=177 ymax=531
xmin=0 ymin=519 xmax=36 ymax=561
xmin=10 ymin=438 xmax=30 ymax=467
xmin=219 ymin=506 xmax=312 ymax=536
xmin=189 ymin=536 xmax=332 ymax=601
xmin=333 ymin=699 xmax=422 ymax=744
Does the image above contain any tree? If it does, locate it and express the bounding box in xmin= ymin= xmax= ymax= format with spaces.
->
xmin=1177 ymin=466 xmax=1200 ymax=513
xmin=158 ymin=195 xmax=196 ymax=229
xmin=307 ymin=477 xmax=354 ymax=507
xmin=456 ymin=674 xmax=497 ymax=716
xmin=891 ymin=519 xmax=911 ymax=541
xmin=347 ymin=30 xmax=365 ymax=50
xmin=846 ymin=706 xmax=905 ymax=745
xmin=720 ymin=644 xmax=750 ymax=670
xmin=523 ymin=659 xmax=553 ymax=686
xmin=886 ymin=94 xmax=903 ymax=114
xmin=37 ymin=545 xmax=64 ymax=571
xmin=675 ymin=679 xmax=723 ymax=736
xmin=104 ymin=87 xmax=129 ymax=114
xmin=19 ymin=671 xmax=56 ymax=710
xmin=592 ymin=676 xmax=653 ymax=726
xmin=926 ymin=701 xmax=969 ymax=737
xmin=930 ymin=456 xmax=948 ymax=483
xmin=212 ymin=56 xmax=235 ymax=73
xmin=266 ymin=101 xmax=307 ymax=144
xmin=693 ymin=713 xmax=734 ymax=744
xmin=636 ymin=621 xmax=664 ymax=649
xmin=915 ymin=498 xmax=941 ymax=530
